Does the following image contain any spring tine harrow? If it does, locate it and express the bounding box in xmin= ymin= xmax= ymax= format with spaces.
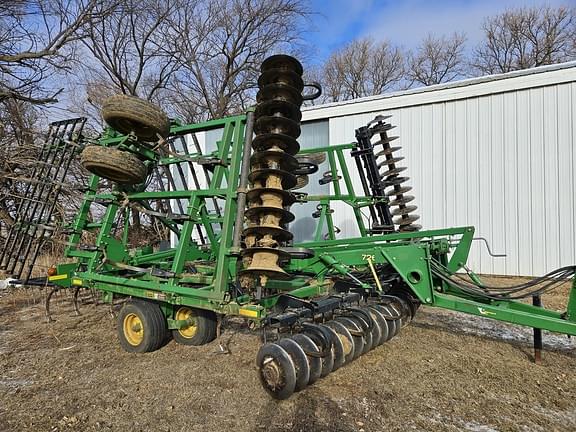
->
xmin=0 ymin=118 xmax=86 ymax=282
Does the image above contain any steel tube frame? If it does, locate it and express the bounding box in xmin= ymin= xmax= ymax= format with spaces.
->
xmin=44 ymin=113 xmax=576 ymax=339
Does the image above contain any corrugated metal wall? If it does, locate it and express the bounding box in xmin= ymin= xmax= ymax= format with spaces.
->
xmin=292 ymin=120 xmax=330 ymax=243
xmin=308 ymin=66 xmax=576 ymax=276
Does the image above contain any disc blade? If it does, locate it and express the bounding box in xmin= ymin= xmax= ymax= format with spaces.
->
xmin=302 ymin=323 xmax=336 ymax=377
xmin=277 ymin=338 xmax=310 ymax=392
xmin=323 ymin=320 xmax=354 ymax=365
xmin=256 ymin=343 xmax=297 ymax=400
xmin=291 ymin=334 xmax=322 ymax=385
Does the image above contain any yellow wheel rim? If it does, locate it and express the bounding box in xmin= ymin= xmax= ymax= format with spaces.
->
xmin=176 ymin=307 xmax=197 ymax=338
xmin=123 ymin=313 xmax=144 ymax=346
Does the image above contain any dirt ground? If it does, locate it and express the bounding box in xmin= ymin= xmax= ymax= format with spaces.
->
xmin=1 ymin=278 xmax=575 ymax=432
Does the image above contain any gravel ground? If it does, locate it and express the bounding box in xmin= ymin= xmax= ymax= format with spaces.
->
xmin=0 ymin=278 xmax=575 ymax=432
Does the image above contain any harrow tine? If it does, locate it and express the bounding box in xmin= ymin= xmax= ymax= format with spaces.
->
xmin=73 ymin=287 xmax=82 ymax=316
xmin=1 ymin=117 xmax=86 ymax=282
xmin=45 ymin=287 xmax=58 ymax=322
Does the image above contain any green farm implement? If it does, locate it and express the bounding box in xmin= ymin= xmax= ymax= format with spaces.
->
xmin=2 ymin=55 xmax=575 ymax=399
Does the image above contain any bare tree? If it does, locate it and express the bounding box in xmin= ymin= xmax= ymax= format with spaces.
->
xmin=406 ymin=33 xmax=468 ymax=87
xmin=0 ymin=0 xmax=113 ymax=105
xmin=167 ymin=0 xmax=310 ymax=122
xmin=77 ymin=0 xmax=180 ymax=108
xmin=320 ymin=37 xmax=404 ymax=102
xmin=0 ymin=0 xmax=114 ymax=237
xmin=473 ymin=5 xmax=576 ymax=74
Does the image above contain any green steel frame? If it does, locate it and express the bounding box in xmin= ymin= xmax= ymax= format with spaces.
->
xmin=50 ymin=113 xmax=576 ymax=336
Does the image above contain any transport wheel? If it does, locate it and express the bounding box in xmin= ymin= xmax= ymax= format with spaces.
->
xmin=81 ymin=145 xmax=147 ymax=184
xmin=118 ymin=300 xmax=167 ymax=353
xmin=291 ymin=334 xmax=322 ymax=385
xmin=172 ymin=306 xmax=217 ymax=346
xmin=102 ymin=95 xmax=170 ymax=141
xmin=257 ymin=343 xmax=297 ymax=400
xmin=277 ymin=338 xmax=310 ymax=392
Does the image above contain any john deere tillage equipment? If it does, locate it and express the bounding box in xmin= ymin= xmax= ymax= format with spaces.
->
xmin=2 ymin=55 xmax=576 ymax=399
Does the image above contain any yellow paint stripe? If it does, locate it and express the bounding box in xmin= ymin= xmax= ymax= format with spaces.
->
xmin=48 ymin=274 xmax=67 ymax=281
xmin=239 ymin=308 xmax=259 ymax=318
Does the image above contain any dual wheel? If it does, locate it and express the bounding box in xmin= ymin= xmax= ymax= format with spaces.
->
xmin=80 ymin=95 xmax=171 ymax=185
xmin=117 ymin=300 xmax=217 ymax=353
xmin=257 ymin=303 xmax=403 ymax=399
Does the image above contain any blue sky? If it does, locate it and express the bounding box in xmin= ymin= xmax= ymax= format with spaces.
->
xmin=305 ymin=0 xmax=572 ymax=63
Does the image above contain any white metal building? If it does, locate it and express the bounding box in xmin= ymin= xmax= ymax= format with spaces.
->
xmin=295 ymin=62 xmax=576 ymax=277
xmin=192 ymin=62 xmax=575 ymax=276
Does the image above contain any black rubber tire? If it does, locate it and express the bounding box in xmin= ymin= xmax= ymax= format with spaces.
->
xmin=102 ymin=94 xmax=170 ymax=141
xmin=172 ymin=306 xmax=217 ymax=346
xmin=291 ymin=334 xmax=322 ymax=385
xmin=117 ymin=300 xmax=167 ymax=353
xmin=256 ymin=343 xmax=297 ymax=400
xmin=277 ymin=338 xmax=310 ymax=392
xmin=81 ymin=145 xmax=147 ymax=184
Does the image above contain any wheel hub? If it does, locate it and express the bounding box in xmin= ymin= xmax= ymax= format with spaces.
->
xmin=261 ymin=357 xmax=284 ymax=390
xmin=123 ymin=313 xmax=144 ymax=346
xmin=176 ymin=307 xmax=198 ymax=338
